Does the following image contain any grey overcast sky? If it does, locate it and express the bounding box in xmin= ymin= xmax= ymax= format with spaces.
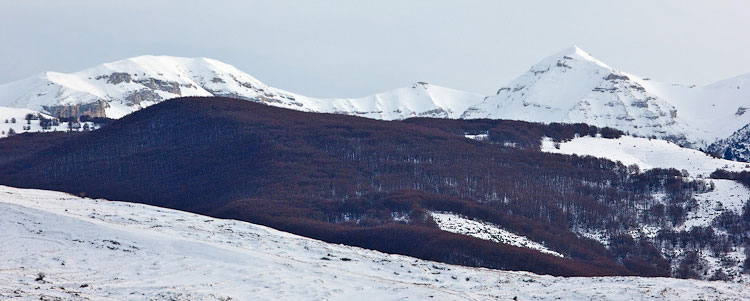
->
xmin=1 ymin=0 xmax=749 ymax=97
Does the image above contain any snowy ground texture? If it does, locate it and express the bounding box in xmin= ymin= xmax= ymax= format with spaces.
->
xmin=2 ymin=185 xmax=749 ymax=300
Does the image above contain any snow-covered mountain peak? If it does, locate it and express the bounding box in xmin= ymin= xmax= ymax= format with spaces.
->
xmin=0 ymin=56 xmax=484 ymax=121
xmin=528 ymin=45 xmax=613 ymax=75
xmin=488 ymin=46 xmax=627 ymax=103
xmin=0 ymin=55 xmax=290 ymax=118
xmin=464 ymin=46 xmax=679 ymax=130
xmin=97 ymin=55 xmax=236 ymax=74
xmin=462 ymin=46 xmax=750 ymax=148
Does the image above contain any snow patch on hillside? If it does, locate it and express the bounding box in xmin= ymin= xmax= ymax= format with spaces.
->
xmin=463 ymin=133 xmax=488 ymax=141
xmin=430 ymin=212 xmax=564 ymax=257
xmin=541 ymin=135 xmax=750 ymax=178
xmin=0 ymin=106 xmax=98 ymax=138
xmin=680 ymin=179 xmax=749 ymax=230
xmin=2 ymin=185 xmax=749 ymax=300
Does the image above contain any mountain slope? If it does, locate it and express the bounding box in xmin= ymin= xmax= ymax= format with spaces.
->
xmin=708 ymin=123 xmax=750 ymax=162
xmin=0 ymin=56 xmax=483 ymax=120
xmin=4 ymin=185 xmax=747 ymax=300
xmin=463 ymin=46 xmax=750 ymax=148
xmin=541 ymin=135 xmax=750 ymax=280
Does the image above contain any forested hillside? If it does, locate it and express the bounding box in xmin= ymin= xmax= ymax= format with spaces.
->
xmin=0 ymin=96 xmax=723 ymax=278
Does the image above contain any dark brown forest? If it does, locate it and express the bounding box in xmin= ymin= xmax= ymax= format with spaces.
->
xmin=0 ymin=97 xmax=719 ymax=277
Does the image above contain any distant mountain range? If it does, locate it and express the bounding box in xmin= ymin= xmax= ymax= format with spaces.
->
xmin=1 ymin=46 xmax=748 ymax=151
xmin=0 ymin=55 xmax=482 ymax=120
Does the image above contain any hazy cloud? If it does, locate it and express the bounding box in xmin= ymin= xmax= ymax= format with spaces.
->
xmin=1 ymin=0 xmax=748 ymax=97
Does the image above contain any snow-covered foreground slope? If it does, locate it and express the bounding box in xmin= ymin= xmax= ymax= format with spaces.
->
xmin=464 ymin=46 xmax=750 ymax=148
xmin=2 ymin=186 xmax=748 ymax=300
xmin=0 ymin=56 xmax=483 ymax=120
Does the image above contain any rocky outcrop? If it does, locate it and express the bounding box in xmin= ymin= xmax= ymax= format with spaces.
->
xmin=124 ymin=89 xmax=163 ymax=105
xmin=417 ymin=107 xmax=450 ymax=118
xmin=43 ymin=100 xmax=108 ymax=118
xmin=106 ymin=72 xmax=133 ymax=85
xmin=98 ymin=72 xmax=182 ymax=96
xmin=135 ymin=78 xmax=181 ymax=95
xmin=604 ymin=73 xmax=630 ymax=81
xmin=736 ymin=107 xmax=748 ymax=116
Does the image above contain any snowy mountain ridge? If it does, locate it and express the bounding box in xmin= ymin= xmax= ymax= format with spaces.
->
xmin=0 ymin=55 xmax=483 ymax=120
xmin=1 ymin=48 xmax=748 ymax=148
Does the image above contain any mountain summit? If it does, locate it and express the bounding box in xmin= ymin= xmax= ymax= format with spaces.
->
xmin=462 ymin=46 xmax=750 ymax=147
